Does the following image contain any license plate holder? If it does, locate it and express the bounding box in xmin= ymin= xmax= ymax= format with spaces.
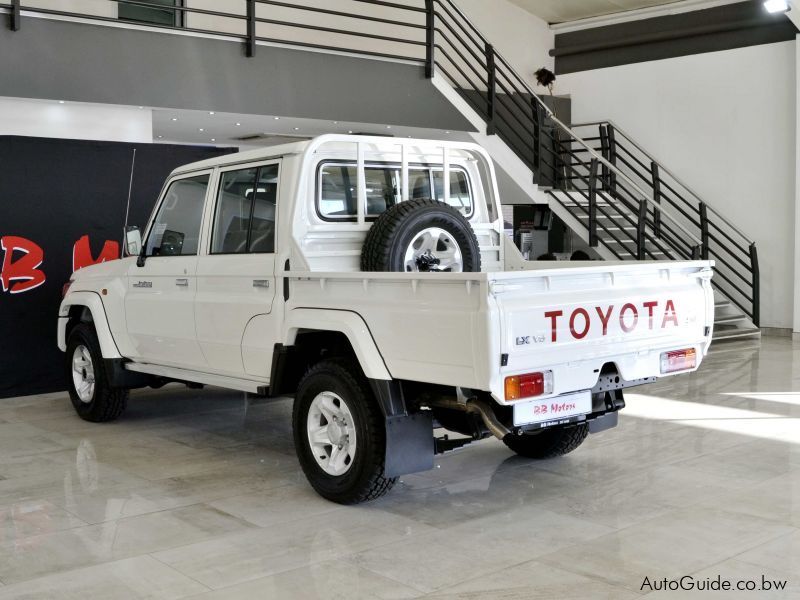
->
xmin=513 ymin=390 xmax=593 ymax=428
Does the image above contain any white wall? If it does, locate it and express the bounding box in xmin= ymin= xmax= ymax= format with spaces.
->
xmin=0 ymin=97 xmax=153 ymax=143
xmin=560 ymin=41 xmax=796 ymax=329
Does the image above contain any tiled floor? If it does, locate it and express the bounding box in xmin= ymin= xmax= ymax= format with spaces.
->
xmin=0 ymin=337 xmax=798 ymax=598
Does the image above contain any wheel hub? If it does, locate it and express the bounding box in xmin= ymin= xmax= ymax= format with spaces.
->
xmin=404 ymin=227 xmax=464 ymax=273
xmin=71 ymin=344 xmax=95 ymax=404
xmin=306 ymin=391 xmax=357 ymax=476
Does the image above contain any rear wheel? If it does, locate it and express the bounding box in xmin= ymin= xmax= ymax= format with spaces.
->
xmin=293 ymin=359 xmax=396 ymax=504
xmin=503 ymin=424 xmax=588 ymax=459
xmin=65 ymin=324 xmax=128 ymax=422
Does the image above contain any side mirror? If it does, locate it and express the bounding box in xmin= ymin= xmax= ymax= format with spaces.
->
xmin=125 ymin=226 xmax=142 ymax=257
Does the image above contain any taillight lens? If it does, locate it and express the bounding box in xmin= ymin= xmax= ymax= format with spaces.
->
xmin=505 ymin=371 xmax=553 ymax=401
xmin=660 ymin=348 xmax=697 ymax=373
xmin=62 ymin=280 xmax=73 ymax=298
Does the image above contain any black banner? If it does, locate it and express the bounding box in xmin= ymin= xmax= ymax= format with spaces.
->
xmin=0 ymin=136 xmax=235 ymax=399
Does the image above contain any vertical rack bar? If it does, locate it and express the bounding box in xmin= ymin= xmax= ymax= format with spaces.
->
xmin=401 ymin=143 xmax=410 ymax=202
xmin=442 ymin=146 xmax=450 ymax=207
xmin=245 ymin=0 xmax=256 ymax=57
xmin=599 ymin=125 xmax=610 ymax=192
xmin=606 ymin=123 xmax=618 ymax=198
xmin=425 ymin=0 xmax=434 ymax=78
xmin=588 ymin=159 xmax=599 ymax=247
xmin=357 ymin=142 xmax=366 ymax=226
xmin=532 ymin=98 xmax=541 ymax=182
xmin=750 ymin=243 xmax=760 ymax=327
xmin=486 ymin=43 xmax=496 ymax=135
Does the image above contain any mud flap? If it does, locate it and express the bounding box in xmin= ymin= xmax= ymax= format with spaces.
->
xmin=384 ymin=412 xmax=434 ymax=478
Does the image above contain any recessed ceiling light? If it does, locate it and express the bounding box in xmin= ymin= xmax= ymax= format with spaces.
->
xmin=764 ymin=0 xmax=789 ymax=12
xmin=294 ymin=127 xmax=300 ymax=131
xmin=235 ymin=122 xmax=241 ymax=126
xmin=274 ymin=117 xmax=280 ymax=120
xmin=348 ymin=130 xmax=354 ymax=134
xmin=199 ymin=128 xmax=205 ymax=132
xmin=445 ymin=131 xmax=451 ymax=134
xmin=211 ymin=138 xmax=216 ymax=142
xmin=386 ymin=125 xmax=392 ymax=129
xmin=157 ymin=135 xmax=163 ymax=139
xmin=333 ymin=121 xmax=339 ymax=125
xmin=172 ymin=117 xmax=178 ymax=121
xmin=138 ymin=106 xmax=144 ymax=109
xmin=58 ymin=100 xmax=65 ymax=104
xmin=209 ymin=111 xmax=215 ymax=115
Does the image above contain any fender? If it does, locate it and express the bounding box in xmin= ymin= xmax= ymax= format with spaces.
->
xmin=282 ymin=308 xmax=392 ymax=380
xmin=58 ymin=291 xmax=122 ymax=359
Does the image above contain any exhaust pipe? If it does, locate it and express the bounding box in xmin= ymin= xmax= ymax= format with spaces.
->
xmin=426 ymin=397 xmax=511 ymax=441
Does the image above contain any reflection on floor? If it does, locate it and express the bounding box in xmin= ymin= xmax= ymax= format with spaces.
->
xmin=0 ymin=336 xmax=798 ymax=598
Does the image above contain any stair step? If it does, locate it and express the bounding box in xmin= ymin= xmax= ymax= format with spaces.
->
xmin=713 ymin=327 xmax=761 ymax=342
xmin=715 ymin=314 xmax=747 ymax=326
xmin=715 ymin=300 xmax=732 ymax=309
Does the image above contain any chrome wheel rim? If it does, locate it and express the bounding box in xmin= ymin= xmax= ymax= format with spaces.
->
xmin=403 ymin=227 xmax=464 ymax=272
xmin=307 ymin=391 xmax=357 ymax=476
xmin=71 ymin=345 xmax=95 ymax=404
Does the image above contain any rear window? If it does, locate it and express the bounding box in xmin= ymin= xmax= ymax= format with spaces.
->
xmin=318 ymin=163 xmax=473 ymax=220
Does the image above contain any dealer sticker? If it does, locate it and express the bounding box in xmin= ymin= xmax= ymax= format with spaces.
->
xmin=513 ymin=390 xmax=592 ymax=427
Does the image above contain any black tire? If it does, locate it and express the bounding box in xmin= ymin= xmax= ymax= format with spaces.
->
xmin=361 ymin=199 xmax=481 ymax=272
xmin=503 ymin=424 xmax=589 ymax=459
xmin=65 ymin=323 xmax=128 ymax=423
xmin=293 ymin=359 xmax=396 ymax=504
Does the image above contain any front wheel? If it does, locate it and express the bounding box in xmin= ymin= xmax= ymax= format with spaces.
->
xmin=503 ymin=424 xmax=588 ymax=459
xmin=293 ymin=359 xmax=396 ymax=504
xmin=65 ymin=324 xmax=128 ymax=422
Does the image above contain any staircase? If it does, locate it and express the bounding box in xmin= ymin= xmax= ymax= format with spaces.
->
xmin=2 ymin=0 xmax=761 ymax=342
xmin=421 ymin=0 xmax=761 ymax=343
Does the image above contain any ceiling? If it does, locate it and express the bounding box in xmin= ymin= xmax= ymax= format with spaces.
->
xmin=508 ymin=0 xmax=691 ymax=23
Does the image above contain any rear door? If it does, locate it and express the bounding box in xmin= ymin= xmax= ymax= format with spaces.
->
xmin=195 ymin=161 xmax=280 ymax=376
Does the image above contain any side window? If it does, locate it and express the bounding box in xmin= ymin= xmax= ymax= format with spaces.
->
xmin=211 ymin=164 xmax=279 ymax=254
xmin=212 ymin=168 xmax=258 ymax=254
xmin=145 ymin=174 xmax=209 ymax=257
xmin=318 ymin=164 xmax=398 ymax=219
xmin=433 ymin=170 xmax=473 ymax=216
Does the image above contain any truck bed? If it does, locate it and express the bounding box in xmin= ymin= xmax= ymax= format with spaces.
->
xmin=286 ymin=260 xmax=715 ymax=404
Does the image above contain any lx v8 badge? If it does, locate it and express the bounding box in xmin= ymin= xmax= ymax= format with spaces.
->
xmin=516 ymin=335 xmax=545 ymax=346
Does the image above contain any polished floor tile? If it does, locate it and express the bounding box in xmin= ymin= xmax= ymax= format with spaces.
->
xmin=0 ymin=336 xmax=798 ymax=597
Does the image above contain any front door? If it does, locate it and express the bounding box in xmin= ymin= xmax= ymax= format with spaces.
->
xmin=125 ymin=172 xmax=211 ymax=369
xmin=195 ymin=162 xmax=280 ymax=376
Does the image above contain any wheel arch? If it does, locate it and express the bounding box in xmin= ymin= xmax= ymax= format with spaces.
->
xmin=271 ymin=308 xmax=392 ymax=397
xmin=58 ymin=292 xmax=122 ymax=359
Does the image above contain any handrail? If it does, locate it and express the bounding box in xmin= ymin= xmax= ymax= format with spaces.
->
xmin=432 ymin=0 xmax=703 ymax=249
xmin=572 ymin=119 xmax=754 ymax=244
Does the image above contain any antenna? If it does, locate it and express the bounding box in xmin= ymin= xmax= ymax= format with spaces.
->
xmin=122 ymin=148 xmax=137 ymax=258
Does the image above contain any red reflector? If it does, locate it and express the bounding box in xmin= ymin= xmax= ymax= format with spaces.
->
xmin=660 ymin=348 xmax=697 ymax=374
xmin=61 ymin=281 xmax=73 ymax=298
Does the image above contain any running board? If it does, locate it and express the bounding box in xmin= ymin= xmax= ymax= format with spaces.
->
xmin=124 ymin=362 xmax=269 ymax=395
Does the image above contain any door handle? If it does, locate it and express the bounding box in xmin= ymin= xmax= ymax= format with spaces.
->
xmin=175 ymin=278 xmax=189 ymax=287
xmin=253 ymin=279 xmax=270 ymax=289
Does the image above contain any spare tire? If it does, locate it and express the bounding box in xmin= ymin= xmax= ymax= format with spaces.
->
xmin=361 ymin=199 xmax=481 ymax=273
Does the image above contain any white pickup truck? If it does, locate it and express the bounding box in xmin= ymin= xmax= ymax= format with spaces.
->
xmin=58 ymin=135 xmax=714 ymax=503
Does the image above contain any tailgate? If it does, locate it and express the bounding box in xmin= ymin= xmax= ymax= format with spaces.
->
xmin=488 ymin=261 xmax=714 ymax=404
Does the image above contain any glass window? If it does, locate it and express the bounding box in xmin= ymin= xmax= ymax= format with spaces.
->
xmin=119 ymin=0 xmax=180 ymax=26
xmin=319 ymin=165 xmax=398 ymax=219
xmin=249 ymin=165 xmax=279 ymax=253
xmin=212 ymin=168 xmax=258 ymax=254
xmin=433 ymin=170 xmax=473 ymax=215
xmin=211 ymin=165 xmax=279 ymax=255
xmin=317 ymin=163 xmax=473 ymax=220
xmin=145 ymin=174 xmax=209 ymax=257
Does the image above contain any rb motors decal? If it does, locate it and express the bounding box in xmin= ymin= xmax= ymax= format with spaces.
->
xmin=0 ymin=235 xmax=119 ymax=295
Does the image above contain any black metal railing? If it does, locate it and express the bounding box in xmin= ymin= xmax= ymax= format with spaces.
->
xmin=2 ymin=0 xmax=759 ymax=325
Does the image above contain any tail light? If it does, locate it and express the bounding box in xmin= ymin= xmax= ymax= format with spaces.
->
xmin=660 ymin=348 xmax=697 ymax=374
xmin=62 ymin=280 xmax=73 ymax=298
xmin=505 ymin=371 xmax=553 ymax=401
